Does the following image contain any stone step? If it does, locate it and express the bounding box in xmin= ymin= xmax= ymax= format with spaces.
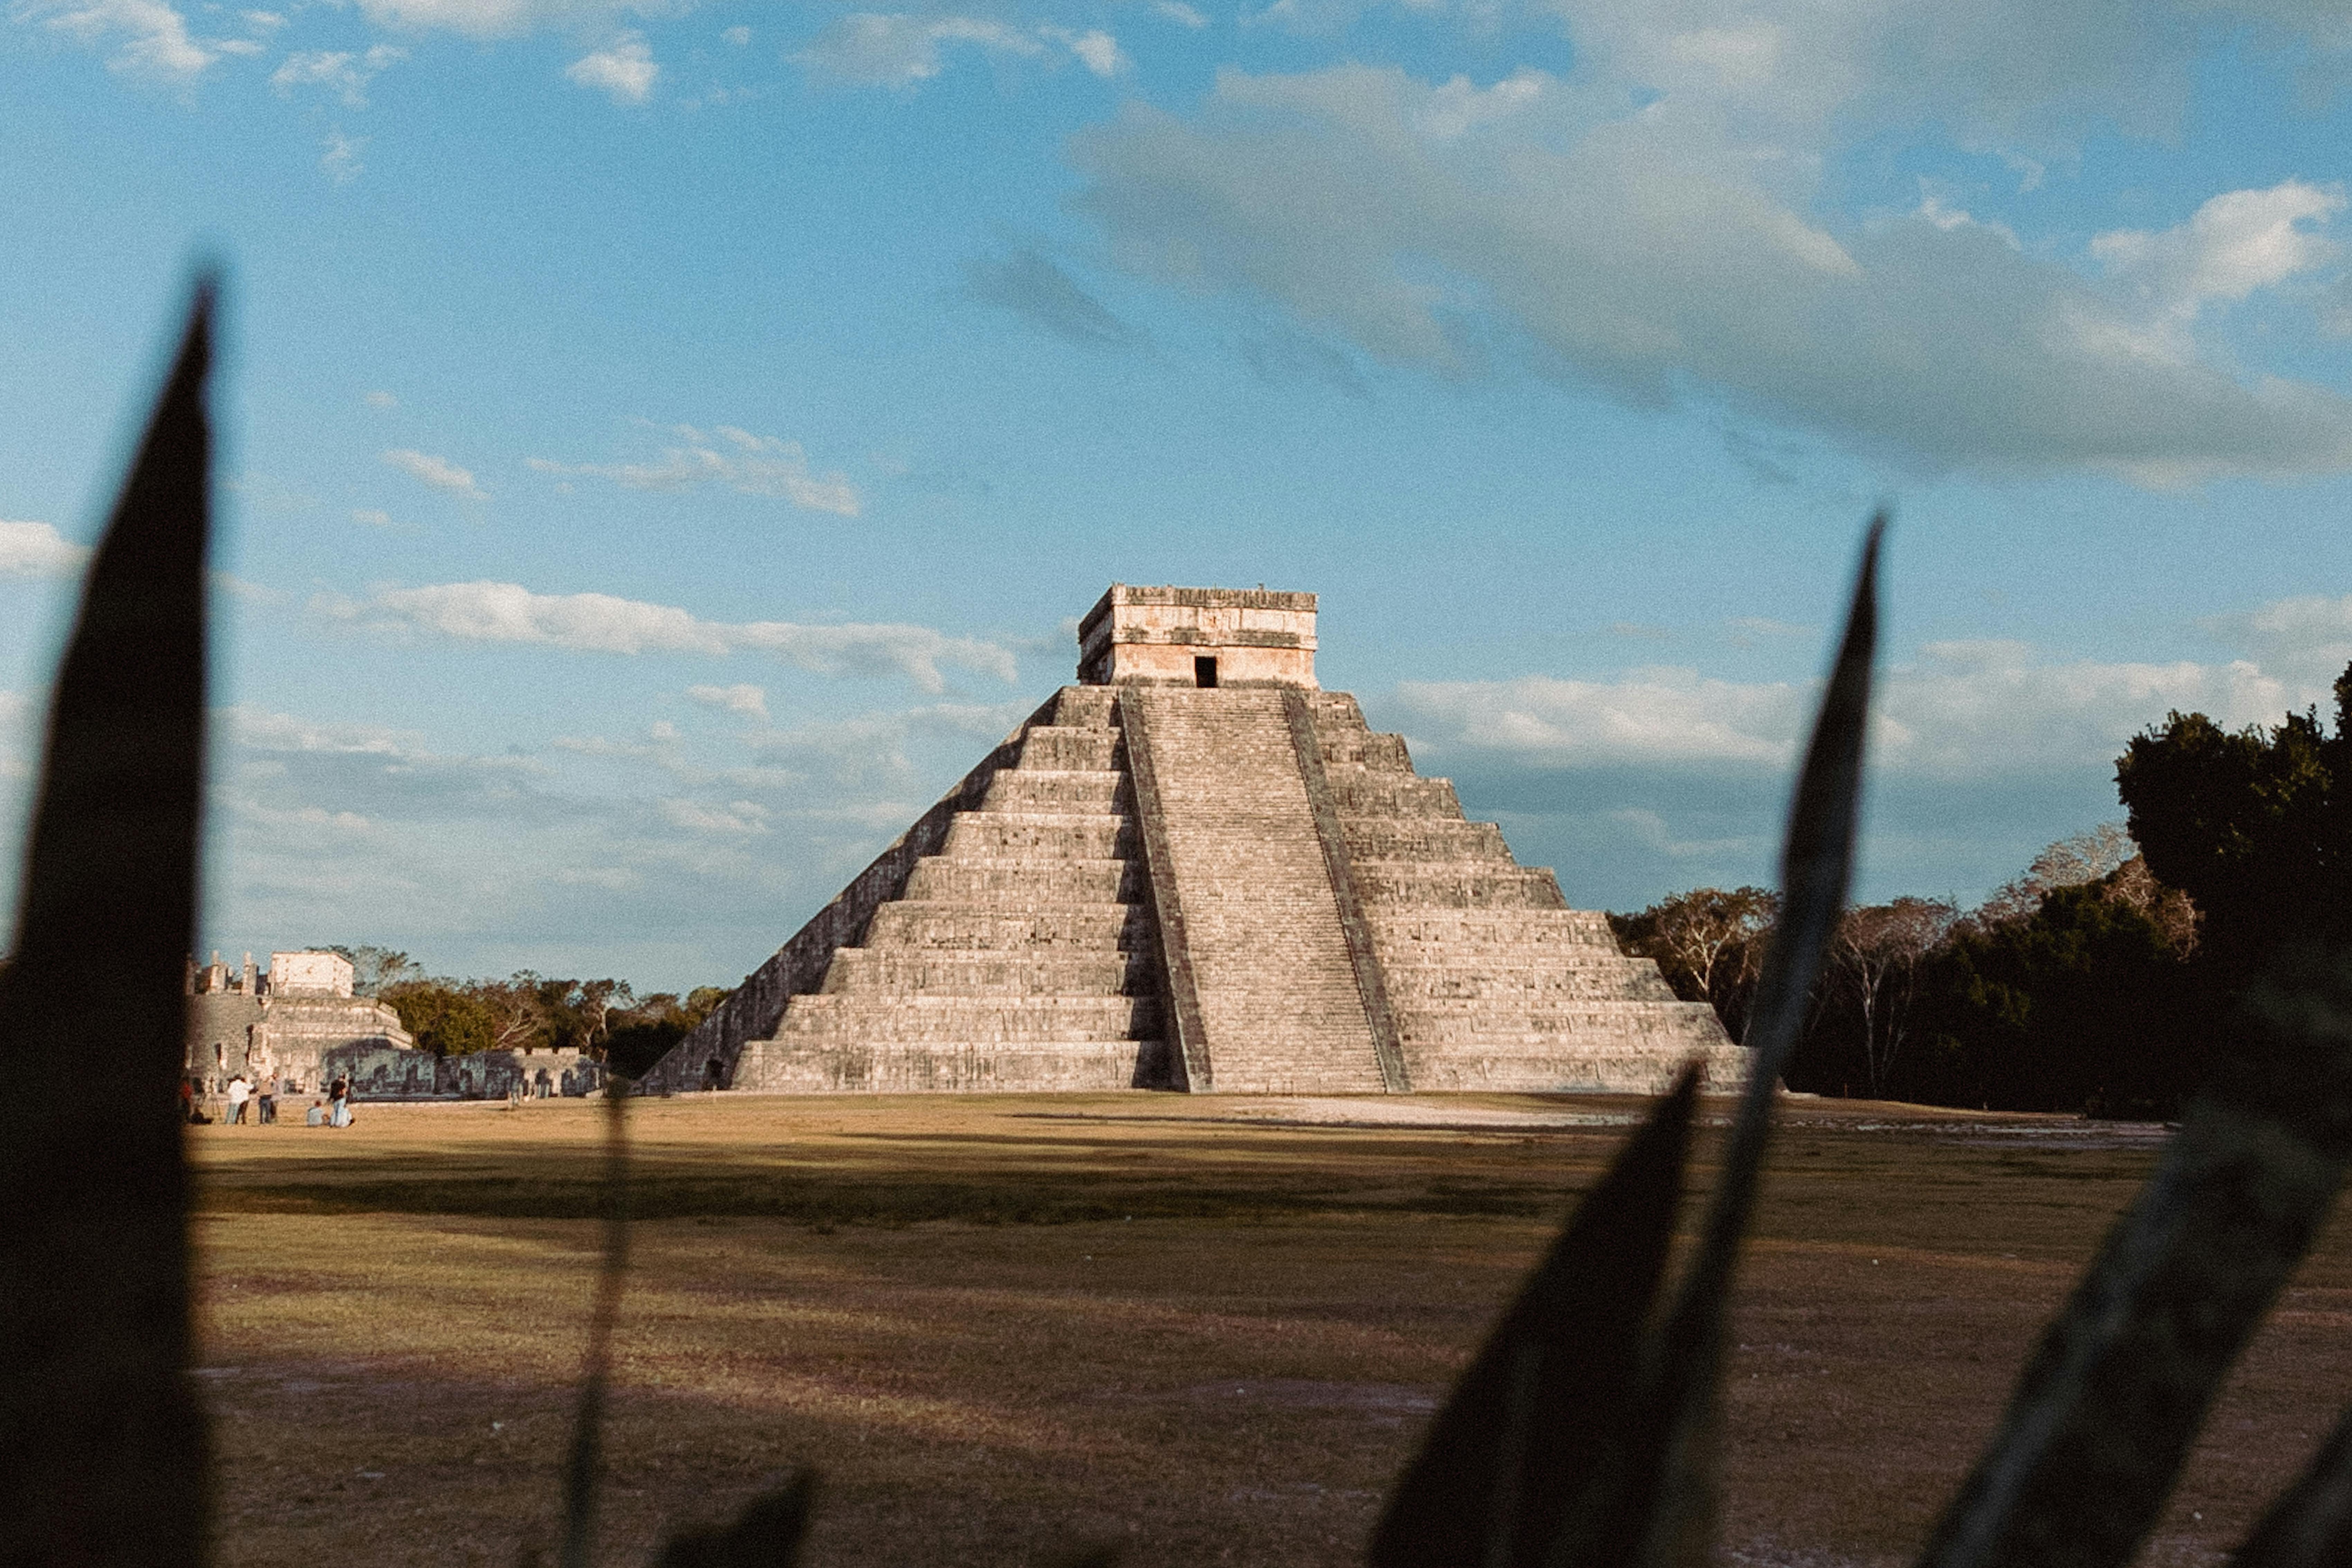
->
xmin=941 ymin=811 xmax=1137 ymax=860
xmin=1340 ymin=817 xmax=1511 ymax=861
xmin=1367 ymin=909 xmax=1621 ymax=948
xmin=1378 ymin=965 xmax=1684 ymax=1003
xmin=821 ymin=949 xmax=1154 ymax=996
xmin=862 ymin=903 xmax=1154 ymax=950
xmin=1351 ymin=861 xmax=1569 ymax=909
xmin=1315 ymin=733 xmax=1413 ymax=772
xmin=1329 ymin=775 xmax=1462 ymax=817
xmin=901 ymin=858 xmax=1147 ymax=903
xmin=1398 ymin=1041 xmax=1751 ymax=1095
xmin=982 ymin=769 xmax=1125 ymax=813
xmin=1048 ymin=686 xmax=1121 ymax=728
xmin=775 ymin=992 xmax=1161 ymax=1042
xmin=1018 ymin=726 xmax=1121 ymax=771
xmin=741 ymin=1038 xmax=1165 ymax=1094
xmin=1394 ymin=999 xmax=1733 ymax=1041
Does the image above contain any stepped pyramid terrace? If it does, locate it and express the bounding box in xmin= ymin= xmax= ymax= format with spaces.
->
xmin=644 ymin=586 xmax=1745 ymax=1096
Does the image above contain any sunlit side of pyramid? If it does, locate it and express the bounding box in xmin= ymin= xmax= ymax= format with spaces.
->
xmin=644 ymin=587 xmax=1745 ymax=1095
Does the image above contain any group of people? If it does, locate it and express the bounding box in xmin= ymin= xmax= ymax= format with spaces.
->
xmin=181 ymin=1074 xmax=352 ymax=1127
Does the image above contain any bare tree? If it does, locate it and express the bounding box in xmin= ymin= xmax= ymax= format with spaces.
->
xmin=1977 ymin=824 xmax=2135 ymax=927
xmin=1837 ymin=896 xmax=1958 ymax=1097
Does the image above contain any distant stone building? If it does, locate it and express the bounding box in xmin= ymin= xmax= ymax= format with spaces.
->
xmin=644 ymin=584 xmax=1745 ymax=1096
xmin=183 ymin=949 xmax=606 ymax=1103
xmin=184 ymin=949 xmax=421 ymax=1097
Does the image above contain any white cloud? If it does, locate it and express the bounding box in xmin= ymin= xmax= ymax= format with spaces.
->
xmin=2094 ymin=179 xmax=2345 ymax=321
xmin=1392 ymin=629 xmax=2312 ymax=785
xmin=381 ymin=448 xmax=486 ymax=499
xmin=271 ymin=42 xmax=407 ymax=106
xmin=33 ymin=0 xmax=215 ymax=77
xmin=351 ymin=508 xmax=396 ymax=528
xmin=1154 ymin=0 xmax=1206 ymax=25
xmin=363 ymin=389 xmax=399 ymax=409
xmin=530 ymin=424 xmax=860 ymax=515
xmin=0 ymin=519 xmax=90 ymax=578
xmin=658 ymin=797 xmax=770 ymax=834
xmin=687 ymin=682 xmax=771 ymax=720
xmin=1071 ymin=46 xmax=2352 ymax=482
xmin=1042 ymin=24 xmax=1124 ymax=74
xmin=798 ymin=12 xmax=1043 ymax=85
xmin=722 ymin=22 xmax=747 ymax=43
xmin=314 ymin=580 xmax=1019 ymax=692
xmin=321 ymin=129 xmax=366 ymax=182
xmin=566 ymin=31 xmax=657 ymax=101
xmin=346 ymin=0 xmax=633 ymax=39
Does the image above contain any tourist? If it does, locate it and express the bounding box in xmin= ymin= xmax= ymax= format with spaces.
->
xmin=305 ymin=1099 xmax=326 ymax=1127
xmin=178 ymin=1078 xmax=195 ymax=1124
xmin=225 ymin=1074 xmax=250 ymax=1125
xmin=257 ymin=1082 xmax=277 ymax=1125
xmin=329 ymin=1074 xmax=351 ymax=1128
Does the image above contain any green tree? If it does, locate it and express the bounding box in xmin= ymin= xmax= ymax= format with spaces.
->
xmin=1910 ymin=877 xmax=2200 ymax=1116
xmin=381 ymin=980 xmax=498 ymax=1057
xmin=2116 ymin=666 xmax=2352 ymax=990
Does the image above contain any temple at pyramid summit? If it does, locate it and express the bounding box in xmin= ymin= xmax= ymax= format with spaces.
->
xmin=643 ymin=585 xmax=1745 ymax=1096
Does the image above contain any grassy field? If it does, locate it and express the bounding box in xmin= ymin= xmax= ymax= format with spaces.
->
xmin=189 ymin=1091 xmax=2352 ymax=1568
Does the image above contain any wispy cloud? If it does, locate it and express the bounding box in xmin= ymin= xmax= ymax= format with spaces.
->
xmin=687 ymin=682 xmax=771 ymax=720
xmin=271 ymin=42 xmax=406 ymax=106
xmin=313 ymin=580 xmax=1019 ymax=691
xmin=799 ymin=12 xmax=1125 ymax=86
xmin=962 ymin=248 xmax=1143 ymax=350
xmin=0 ymin=519 xmax=90 ymax=578
xmin=381 ymin=448 xmax=486 ymax=499
xmin=31 ymin=0 xmax=216 ymax=77
xmin=565 ymin=31 xmax=656 ymax=101
xmin=530 ymin=424 xmax=859 ymax=515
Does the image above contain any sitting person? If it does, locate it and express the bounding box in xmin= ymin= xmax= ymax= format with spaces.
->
xmin=305 ymin=1099 xmax=327 ymax=1127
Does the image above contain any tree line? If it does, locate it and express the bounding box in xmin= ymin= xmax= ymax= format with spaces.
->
xmin=330 ymin=948 xmax=728 ymax=1079
xmin=1613 ymin=663 xmax=2352 ymax=1119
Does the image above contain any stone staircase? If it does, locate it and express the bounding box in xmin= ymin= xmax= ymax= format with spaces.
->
xmin=739 ymin=687 xmax=1169 ymax=1091
xmin=1119 ymin=688 xmax=1387 ymax=1093
xmin=1299 ymin=693 xmax=1746 ymax=1093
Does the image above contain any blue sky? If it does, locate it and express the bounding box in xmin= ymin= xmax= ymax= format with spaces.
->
xmin=4 ymin=0 xmax=2352 ymax=989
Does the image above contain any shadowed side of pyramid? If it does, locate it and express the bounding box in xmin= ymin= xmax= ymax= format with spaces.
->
xmin=642 ymin=586 xmax=1745 ymax=1096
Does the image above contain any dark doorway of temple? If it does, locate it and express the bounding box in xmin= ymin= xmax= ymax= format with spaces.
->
xmin=1195 ymin=656 xmax=1218 ymax=687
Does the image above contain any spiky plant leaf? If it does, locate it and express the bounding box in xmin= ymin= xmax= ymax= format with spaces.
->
xmin=2235 ymin=1397 xmax=2352 ymax=1567
xmin=1368 ymin=1068 xmax=1699 ymax=1568
xmin=652 ymin=1470 xmax=819 ymax=1568
xmin=1594 ymin=516 xmax=1883 ymax=1568
xmin=0 ymin=276 xmax=215 ymax=1567
xmin=1916 ymin=940 xmax=2352 ymax=1568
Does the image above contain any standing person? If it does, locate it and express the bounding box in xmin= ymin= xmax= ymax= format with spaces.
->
xmin=329 ymin=1074 xmax=350 ymax=1128
xmin=257 ymin=1081 xmax=277 ymax=1125
xmin=178 ymin=1078 xmax=195 ymax=1124
xmin=225 ymin=1074 xmax=250 ymax=1125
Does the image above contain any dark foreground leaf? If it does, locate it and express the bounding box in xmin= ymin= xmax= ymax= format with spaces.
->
xmin=1608 ymin=515 xmax=1882 ymax=1568
xmin=2236 ymin=1398 xmax=2352 ymax=1567
xmin=1368 ymin=1068 xmax=1699 ymax=1568
xmin=0 ymin=276 xmax=215 ymax=1566
xmin=652 ymin=1471 xmax=819 ymax=1568
xmin=1918 ymin=941 xmax=2352 ymax=1568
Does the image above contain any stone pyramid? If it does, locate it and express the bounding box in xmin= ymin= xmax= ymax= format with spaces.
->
xmin=644 ymin=586 xmax=1744 ymax=1095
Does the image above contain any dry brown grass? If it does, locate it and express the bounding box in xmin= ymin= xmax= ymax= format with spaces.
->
xmin=188 ymin=1092 xmax=2352 ymax=1568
